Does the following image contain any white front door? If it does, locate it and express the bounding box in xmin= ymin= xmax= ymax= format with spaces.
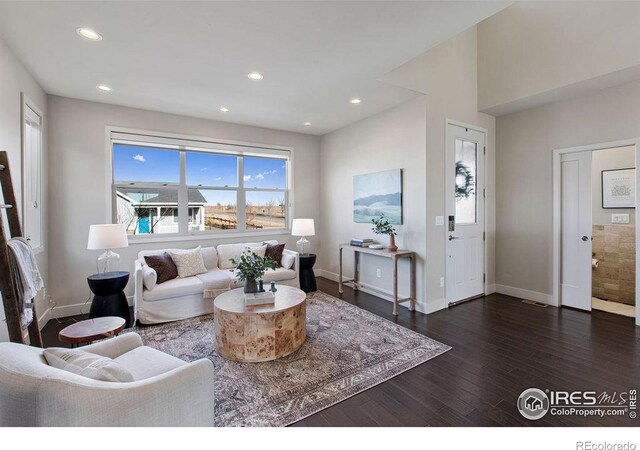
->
xmin=561 ymin=151 xmax=592 ymax=311
xmin=445 ymin=123 xmax=485 ymax=304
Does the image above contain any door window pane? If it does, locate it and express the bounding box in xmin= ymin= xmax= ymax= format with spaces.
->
xmin=455 ymin=139 xmax=477 ymax=224
xmin=245 ymin=191 xmax=286 ymax=230
xmin=186 ymin=152 xmax=238 ymax=187
xmin=116 ymin=187 xmax=179 ymax=234
xmin=191 ymin=189 xmax=237 ymax=231
xmin=243 ymin=157 xmax=286 ymax=189
xmin=113 ymin=144 xmax=180 ymax=183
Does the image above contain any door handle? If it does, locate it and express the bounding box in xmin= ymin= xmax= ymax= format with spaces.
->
xmin=581 ymin=236 xmax=591 ymax=242
xmin=448 ymin=235 xmax=460 ymax=241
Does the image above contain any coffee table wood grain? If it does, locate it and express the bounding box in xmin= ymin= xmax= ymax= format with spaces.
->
xmin=58 ymin=316 xmax=126 ymax=347
xmin=214 ymin=285 xmax=306 ymax=362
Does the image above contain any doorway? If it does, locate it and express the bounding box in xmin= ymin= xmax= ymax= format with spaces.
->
xmin=553 ymin=139 xmax=640 ymax=326
xmin=445 ymin=121 xmax=486 ymax=306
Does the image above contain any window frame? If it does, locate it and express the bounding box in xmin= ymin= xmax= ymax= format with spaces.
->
xmin=21 ymin=93 xmax=44 ymax=254
xmin=107 ymin=127 xmax=293 ymax=243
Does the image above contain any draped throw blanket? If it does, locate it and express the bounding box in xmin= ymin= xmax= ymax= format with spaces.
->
xmin=7 ymin=237 xmax=44 ymax=328
xmin=196 ymin=270 xmax=232 ymax=299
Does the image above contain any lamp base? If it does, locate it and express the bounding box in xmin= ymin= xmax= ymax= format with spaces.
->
xmin=296 ymin=237 xmax=310 ymax=255
xmin=97 ymin=249 xmax=121 ymax=273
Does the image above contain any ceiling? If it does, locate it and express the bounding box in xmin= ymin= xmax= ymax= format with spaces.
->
xmin=0 ymin=1 xmax=509 ymax=135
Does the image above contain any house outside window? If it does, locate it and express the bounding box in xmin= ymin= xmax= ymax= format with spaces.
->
xmin=110 ymin=129 xmax=291 ymax=240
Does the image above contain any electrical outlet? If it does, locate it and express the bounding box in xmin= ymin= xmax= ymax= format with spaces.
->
xmin=612 ymin=214 xmax=630 ymax=224
xmin=439 ymin=277 xmax=445 ymax=288
xmin=376 ymin=268 xmax=382 ymax=278
xmin=435 ymin=216 xmax=444 ymax=226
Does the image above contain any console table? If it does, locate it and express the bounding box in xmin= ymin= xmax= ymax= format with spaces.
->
xmin=338 ymin=244 xmax=416 ymax=316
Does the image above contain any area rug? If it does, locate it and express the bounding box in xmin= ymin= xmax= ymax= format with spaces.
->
xmin=130 ymin=291 xmax=451 ymax=426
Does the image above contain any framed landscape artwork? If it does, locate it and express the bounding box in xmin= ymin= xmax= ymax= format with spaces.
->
xmin=602 ymin=168 xmax=636 ymax=208
xmin=353 ymin=169 xmax=403 ymax=224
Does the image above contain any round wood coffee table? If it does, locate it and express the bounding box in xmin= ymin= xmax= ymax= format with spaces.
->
xmin=213 ymin=285 xmax=306 ymax=362
xmin=58 ymin=316 xmax=126 ymax=348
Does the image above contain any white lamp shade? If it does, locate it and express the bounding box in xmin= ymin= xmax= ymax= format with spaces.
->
xmin=291 ymin=218 xmax=315 ymax=236
xmin=87 ymin=224 xmax=128 ymax=250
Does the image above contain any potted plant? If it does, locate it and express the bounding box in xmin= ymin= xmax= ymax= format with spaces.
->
xmin=371 ymin=214 xmax=398 ymax=252
xmin=230 ymin=251 xmax=278 ymax=293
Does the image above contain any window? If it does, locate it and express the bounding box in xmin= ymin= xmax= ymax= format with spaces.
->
xmin=454 ymin=138 xmax=477 ymax=224
xmin=22 ymin=96 xmax=44 ymax=251
xmin=110 ymin=130 xmax=290 ymax=239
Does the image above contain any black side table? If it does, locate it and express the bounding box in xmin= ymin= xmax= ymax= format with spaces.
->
xmin=88 ymin=271 xmax=131 ymax=327
xmin=298 ymin=254 xmax=317 ymax=293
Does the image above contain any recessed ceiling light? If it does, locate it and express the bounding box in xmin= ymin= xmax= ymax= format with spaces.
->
xmin=248 ymin=72 xmax=264 ymax=81
xmin=97 ymin=84 xmax=112 ymax=92
xmin=219 ymin=107 xmax=230 ymax=112
xmin=76 ymin=27 xmax=102 ymax=41
xmin=349 ymin=98 xmax=362 ymax=105
xmin=303 ymin=122 xmax=312 ymax=126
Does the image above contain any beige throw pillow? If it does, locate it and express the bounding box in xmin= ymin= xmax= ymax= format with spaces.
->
xmin=170 ymin=246 xmax=208 ymax=278
xmin=44 ymin=348 xmax=134 ymax=382
xmin=241 ymin=244 xmax=267 ymax=259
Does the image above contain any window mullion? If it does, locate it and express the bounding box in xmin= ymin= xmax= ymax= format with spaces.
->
xmin=237 ymin=156 xmax=246 ymax=231
xmin=178 ymin=149 xmax=188 ymax=234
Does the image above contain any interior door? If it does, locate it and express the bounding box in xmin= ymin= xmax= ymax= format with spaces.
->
xmin=445 ymin=123 xmax=485 ymax=304
xmin=561 ymin=151 xmax=592 ymax=310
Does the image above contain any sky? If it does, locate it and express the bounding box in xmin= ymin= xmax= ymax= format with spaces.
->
xmin=113 ymin=144 xmax=286 ymax=205
xmin=353 ymin=169 xmax=401 ymax=199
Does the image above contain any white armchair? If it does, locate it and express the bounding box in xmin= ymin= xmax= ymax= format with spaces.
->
xmin=0 ymin=333 xmax=214 ymax=427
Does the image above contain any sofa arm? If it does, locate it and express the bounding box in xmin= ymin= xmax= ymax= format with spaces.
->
xmin=283 ymin=248 xmax=300 ymax=275
xmin=37 ymin=358 xmax=215 ymax=427
xmin=133 ymin=259 xmax=144 ymax=324
xmin=81 ymin=333 xmax=143 ymax=359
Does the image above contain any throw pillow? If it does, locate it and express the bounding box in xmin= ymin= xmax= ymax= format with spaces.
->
xmin=144 ymin=253 xmax=179 ymax=284
xmin=281 ymin=252 xmax=295 ymax=269
xmin=241 ymin=243 xmax=267 ymax=259
xmin=142 ymin=264 xmax=157 ymax=290
xmin=44 ymin=348 xmax=134 ymax=383
xmin=170 ymin=247 xmax=208 ymax=278
xmin=263 ymin=242 xmax=285 ymax=267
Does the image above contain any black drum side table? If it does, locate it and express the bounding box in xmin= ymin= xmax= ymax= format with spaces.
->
xmin=88 ymin=271 xmax=131 ymax=327
xmin=298 ymin=254 xmax=317 ymax=293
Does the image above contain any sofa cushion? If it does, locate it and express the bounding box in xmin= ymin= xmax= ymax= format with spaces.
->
xmin=281 ymin=252 xmax=295 ymax=269
xmin=217 ymin=243 xmax=244 ymax=269
xmin=144 ymin=252 xmax=179 ymax=284
xmin=201 ymin=246 xmax=218 ymax=270
xmin=263 ymin=243 xmax=285 ymax=267
xmin=43 ymin=348 xmax=134 ymax=383
xmin=114 ymin=346 xmax=185 ymax=381
xmin=142 ymin=265 xmax=157 ymax=291
xmin=170 ymin=247 xmax=207 ymax=278
xmin=143 ymin=276 xmax=204 ymax=302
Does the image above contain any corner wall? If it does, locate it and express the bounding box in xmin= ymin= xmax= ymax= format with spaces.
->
xmin=0 ymin=37 xmax=48 ymax=339
xmin=47 ymin=96 xmax=321 ymax=317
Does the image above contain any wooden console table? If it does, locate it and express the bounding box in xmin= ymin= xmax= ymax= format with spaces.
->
xmin=338 ymin=244 xmax=416 ymax=316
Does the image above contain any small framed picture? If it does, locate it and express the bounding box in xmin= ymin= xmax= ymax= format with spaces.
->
xmin=602 ymin=168 xmax=636 ymax=208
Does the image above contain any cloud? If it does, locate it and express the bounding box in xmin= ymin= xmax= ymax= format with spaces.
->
xmin=255 ymin=173 xmax=265 ymax=180
xmin=133 ymin=154 xmax=146 ymax=163
xmin=214 ymin=176 xmax=222 ymax=181
xmin=201 ymin=167 xmax=207 ymax=171
xmin=271 ymin=170 xmax=277 ymax=174
xmin=243 ymin=175 xmax=251 ymax=181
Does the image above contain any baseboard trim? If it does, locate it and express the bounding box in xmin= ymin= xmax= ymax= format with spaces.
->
xmin=316 ymin=269 xmax=443 ymax=315
xmin=485 ymin=283 xmax=497 ymax=295
xmin=495 ymin=284 xmax=554 ymax=305
xmin=44 ymin=296 xmax=135 ymax=322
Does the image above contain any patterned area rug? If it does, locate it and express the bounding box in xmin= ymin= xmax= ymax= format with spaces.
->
xmin=131 ymin=291 xmax=451 ymax=426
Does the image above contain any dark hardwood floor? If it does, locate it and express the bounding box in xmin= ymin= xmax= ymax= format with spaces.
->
xmin=41 ymin=277 xmax=640 ymax=426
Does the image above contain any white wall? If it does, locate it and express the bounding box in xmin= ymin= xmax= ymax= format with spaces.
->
xmin=320 ymin=27 xmax=496 ymax=313
xmin=592 ymin=146 xmax=636 ymax=226
xmin=47 ymin=96 xmax=320 ymax=316
xmin=0 ymin=37 xmax=48 ymax=340
xmin=319 ymin=96 xmax=427 ymax=309
xmin=478 ymin=2 xmax=640 ymax=114
xmin=496 ymin=79 xmax=640 ymax=299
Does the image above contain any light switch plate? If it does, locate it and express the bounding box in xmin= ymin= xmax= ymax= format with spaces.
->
xmin=435 ymin=216 xmax=444 ymax=226
xmin=612 ymin=214 xmax=630 ymax=224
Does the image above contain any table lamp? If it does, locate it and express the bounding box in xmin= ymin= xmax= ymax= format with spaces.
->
xmin=87 ymin=224 xmax=128 ymax=273
xmin=291 ymin=218 xmax=315 ymax=255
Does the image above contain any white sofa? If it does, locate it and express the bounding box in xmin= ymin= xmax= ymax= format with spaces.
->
xmin=134 ymin=240 xmax=299 ymax=324
xmin=0 ymin=333 xmax=214 ymax=427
